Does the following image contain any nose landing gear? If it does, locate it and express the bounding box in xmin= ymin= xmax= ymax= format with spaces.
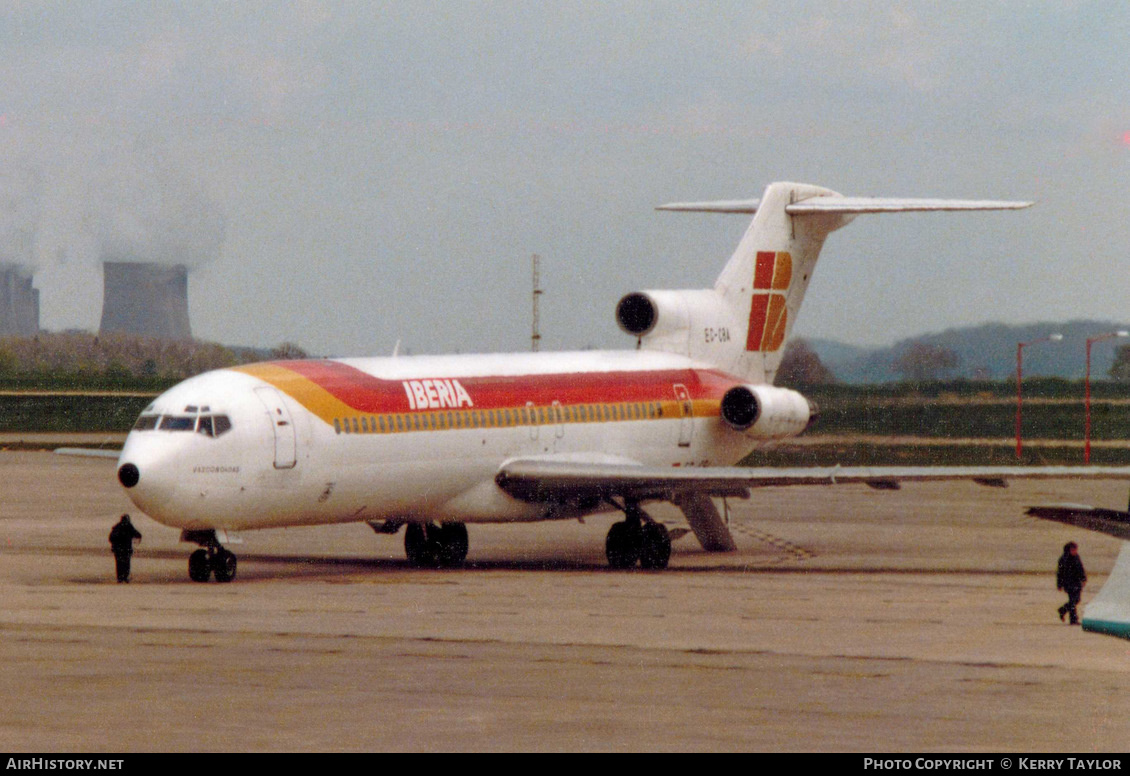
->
xmin=183 ymin=530 xmax=238 ymax=583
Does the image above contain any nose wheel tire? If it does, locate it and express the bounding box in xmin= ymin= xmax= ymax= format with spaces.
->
xmin=187 ymin=544 xmax=238 ymax=583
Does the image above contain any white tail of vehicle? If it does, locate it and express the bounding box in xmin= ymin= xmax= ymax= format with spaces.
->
xmin=628 ymin=181 xmax=1031 ymax=384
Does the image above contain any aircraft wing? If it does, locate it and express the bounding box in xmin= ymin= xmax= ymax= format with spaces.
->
xmin=496 ymin=460 xmax=1130 ymax=553
xmin=54 ymin=447 xmax=121 ymax=460
xmin=1025 ymin=504 xmax=1130 ymax=541
xmin=496 ymin=460 xmax=1130 ymax=501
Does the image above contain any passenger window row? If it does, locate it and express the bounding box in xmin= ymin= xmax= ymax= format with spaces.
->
xmin=333 ymin=401 xmax=665 ymax=435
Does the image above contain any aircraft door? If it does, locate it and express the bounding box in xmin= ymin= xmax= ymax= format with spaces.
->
xmin=551 ymin=400 xmax=565 ymax=451
xmin=673 ymin=384 xmax=693 ymax=448
xmin=254 ymin=386 xmax=298 ymax=469
xmin=527 ymin=401 xmax=539 ymax=441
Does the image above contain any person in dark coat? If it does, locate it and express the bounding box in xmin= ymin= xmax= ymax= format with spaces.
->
xmin=1056 ymin=541 xmax=1087 ymax=625
xmin=109 ymin=514 xmax=142 ymax=583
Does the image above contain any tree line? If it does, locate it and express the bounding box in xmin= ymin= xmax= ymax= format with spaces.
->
xmin=779 ymin=340 xmax=1130 ymax=388
xmin=0 ymin=332 xmax=307 ymax=390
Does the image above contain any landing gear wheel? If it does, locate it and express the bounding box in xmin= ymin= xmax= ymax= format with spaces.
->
xmin=605 ymin=520 xmax=642 ymax=569
xmin=638 ymin=522 xmax=671 ymax=570
xmin=188 ymin=549 xmax=212 ymax=582
xmin=435 ymin=523 xmax=469 ymax=567
xmin=405 ymin=523 xmax=439 ymax=567
xmin=405 ymin=523 xmax=469 ymax=567
xmin=212 ymin=549 xmax=238 ymax=583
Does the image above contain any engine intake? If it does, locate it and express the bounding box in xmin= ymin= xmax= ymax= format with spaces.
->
xmin=616 ymin=293 xmax=659 ymax=337
xmin=720 ymin=384 xmax=814 ymax=439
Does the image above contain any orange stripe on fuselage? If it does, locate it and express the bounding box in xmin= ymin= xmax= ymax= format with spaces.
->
xmin=232 ymin=362 xmax=359 ymax=423
xmin=233 ymin=360 xmax=736 ymax=428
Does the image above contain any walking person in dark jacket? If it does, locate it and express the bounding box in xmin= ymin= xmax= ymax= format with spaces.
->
xmin=109 ymin=514 xmax=142 ymax=583
xmin=1056 ymin=541 xmax=1087 ymax=625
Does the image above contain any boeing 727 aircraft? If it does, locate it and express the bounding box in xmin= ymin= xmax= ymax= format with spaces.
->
xmin=111 ymin=180 xmax=1128 ymax=583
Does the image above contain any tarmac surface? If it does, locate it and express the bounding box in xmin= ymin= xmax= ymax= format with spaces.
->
xmin=2 ymin=450 xmax=1130 ymax=752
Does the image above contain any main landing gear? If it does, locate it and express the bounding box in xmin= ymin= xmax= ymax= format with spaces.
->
xmin=184 ymin=530 xmax=238 ymax=583
xmin=404 ymin=522 xmax=469 ymax=568
xmin=605 ymin=501 xmax=671 ymax=570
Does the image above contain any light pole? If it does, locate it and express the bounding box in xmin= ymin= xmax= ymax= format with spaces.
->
xmin=1085 ymin=330 xmax=1129 ymax=463
xmin=1016 ymin=333 xmax=1063 ymax=460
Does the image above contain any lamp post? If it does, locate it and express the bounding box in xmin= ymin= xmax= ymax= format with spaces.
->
xmin=1016 ymin=333 xmax=1063 ymax=460
xmin=1085 ymin=330 xmax=1129 ymax=463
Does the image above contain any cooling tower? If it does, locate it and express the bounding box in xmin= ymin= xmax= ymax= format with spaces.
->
xmin=99 ymin=261 xmax=192 ymax=340
xmin=0 ymin=267 xmax=39 ymax=336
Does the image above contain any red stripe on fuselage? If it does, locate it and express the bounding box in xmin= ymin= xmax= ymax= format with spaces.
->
xmin=270 ymin=360 xmax=738 ymax=412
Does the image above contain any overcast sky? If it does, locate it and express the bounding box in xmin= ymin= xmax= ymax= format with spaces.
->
xmin=3 ymin=2 xmax=1128 ymax=355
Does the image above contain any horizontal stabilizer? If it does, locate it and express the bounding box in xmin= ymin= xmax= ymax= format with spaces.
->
xmin=657 ymin=199 xmax=761 ymax=214
xmin=787 ymin=197 xmax=1033 ymax=214
xmin=657 ymin=196 xmax=1032 ymax=215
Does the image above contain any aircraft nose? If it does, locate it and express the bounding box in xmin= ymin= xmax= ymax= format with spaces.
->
xmin=118 ymin=463 xmax=140 ymax=489
xmin=117 ymin=434 xmax=180 ymax=515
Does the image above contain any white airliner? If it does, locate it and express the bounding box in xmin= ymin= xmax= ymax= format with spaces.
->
xmin=108 ymin=180 xmax=1130 ymax=584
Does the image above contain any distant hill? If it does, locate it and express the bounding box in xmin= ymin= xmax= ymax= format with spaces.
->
xmin=806 ymin=320 xmax=1130 ymax=383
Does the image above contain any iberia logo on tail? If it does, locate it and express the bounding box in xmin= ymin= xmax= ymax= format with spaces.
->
xmin=746 ymin=251 xmax=791 ymax=352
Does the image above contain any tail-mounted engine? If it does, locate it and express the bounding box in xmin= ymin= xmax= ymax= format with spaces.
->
xmin=616 ymin=289 xmax=736 ymax=354
xmin=720 ymin=384 xmax=816 ymax=439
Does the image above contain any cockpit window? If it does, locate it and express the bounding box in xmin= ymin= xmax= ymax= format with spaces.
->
xmin=132 ymin=414 xmax=159 ymax=431
xmin=159 ymin=415 xmax=196 ymax=431
xmin=213 ymin=415 xmax=232 ymax=437
xmin=140 ymin=405 xmax=232 ymax=437
xmin=197 ymin=414 xmax=233 ymax=438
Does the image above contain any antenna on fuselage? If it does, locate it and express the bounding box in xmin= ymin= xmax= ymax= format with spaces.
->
xmin=391 ymin=339 xmax=401 ymax=357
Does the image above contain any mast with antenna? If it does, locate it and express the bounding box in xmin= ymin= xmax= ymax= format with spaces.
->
xmin=531 ymin=253 xmax=542 ymax=352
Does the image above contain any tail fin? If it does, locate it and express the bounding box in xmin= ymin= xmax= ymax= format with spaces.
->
xmin=656 ymin=182 xmax=1031 ymax=383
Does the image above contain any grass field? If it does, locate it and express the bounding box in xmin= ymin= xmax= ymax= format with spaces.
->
xmin=0 ymin=393 xmax=154 ymax=433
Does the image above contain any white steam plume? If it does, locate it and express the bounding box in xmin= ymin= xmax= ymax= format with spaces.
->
xmin=0 ymin=165 xmax=42 ymax=272
xmin=87 ymin=156 xmax=225 ymax=269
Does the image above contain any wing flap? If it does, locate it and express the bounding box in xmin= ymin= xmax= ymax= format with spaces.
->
xmin=656 ymin=199 xmax=760 ymax=214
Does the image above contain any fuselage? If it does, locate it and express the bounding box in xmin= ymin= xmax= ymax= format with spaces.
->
xmin=118 ymin=349 xmax=774 ymax=532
